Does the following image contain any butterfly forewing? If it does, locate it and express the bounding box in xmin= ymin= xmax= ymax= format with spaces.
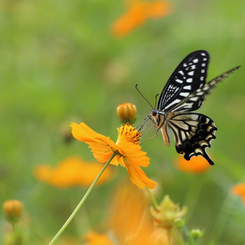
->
xmin=157 ymin=50 xmax=209 ymax=113
xmin=171 ymin=66 xmax=241 ymax=113
xmin=168 ymin=113 xmax=217 ymax=165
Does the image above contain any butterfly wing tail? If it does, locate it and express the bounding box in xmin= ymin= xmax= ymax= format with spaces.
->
xmin=168 ymin=113 xmax=217 ymax=165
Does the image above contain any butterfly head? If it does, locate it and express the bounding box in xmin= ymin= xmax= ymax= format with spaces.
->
xmin=150 ymin=109 xmax=158 ymax=117
xmin=150 ymin=109 xmax=165 ymax=128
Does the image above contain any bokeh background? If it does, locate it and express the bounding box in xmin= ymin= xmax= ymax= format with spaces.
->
xmin=1 ymin=0 xmax=245 ymax=244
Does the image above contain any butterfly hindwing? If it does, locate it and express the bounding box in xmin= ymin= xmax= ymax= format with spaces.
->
xmin=157 ymin=50 xmax=209 ymax=113
xmin=167 ymin=113 xmax=217 ymax=165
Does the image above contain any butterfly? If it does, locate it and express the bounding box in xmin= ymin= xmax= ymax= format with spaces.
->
xmin=149 ymin=50 xmax=240 ymax=165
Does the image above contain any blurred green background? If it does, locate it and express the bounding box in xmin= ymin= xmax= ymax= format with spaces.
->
xmin=1 ymin=0 xmax=245 ymax=244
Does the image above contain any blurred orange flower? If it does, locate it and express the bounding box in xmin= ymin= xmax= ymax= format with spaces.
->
xmin=231 ymin=183 xmax=245 ymax=204
xmin=109 ymin=182 xmax=153 ymax=244
xmin=84 ymin=182 xmax=170 ymax=245
xmin=83 ymin=231 xmax=114 ymax=245
xmin=71 ymin=122 xmax=157 ymax=189
xmin=34 ymin=156 xmax=114 ymax=188
xmin=174 ymin=155 xmax=211 ymax=174
xmin=111 ymin=0 xmax=172 ymax=37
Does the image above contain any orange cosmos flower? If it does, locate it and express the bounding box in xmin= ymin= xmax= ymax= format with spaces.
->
xmin=231 ymin=183 xmax=245 ymax=204
xmin=111 ymin=0 xmax=172 ymax=37
xmin=71 ymin=122 xmax=157 ymax=189
xmin=34 ymin=156 xmax=114 ymax=188
xmin=174 ymin=155 xmax=211 ymax=174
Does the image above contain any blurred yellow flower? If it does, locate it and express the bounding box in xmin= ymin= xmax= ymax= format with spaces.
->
xmin=34 ymin=156 xmax=114 ymax=188
xmin=174 ymin=155 xmax=211 ymax=174
xmin=231 ymin=183 xmax=245 ymax=204
xmin=150 ymin=195 xmax=187 ymax=229
xmin=71 ymin=122 xmax=157 ymax=189
xmin=111 ymin=0 xmax=172 ymax=37
xmin=83 ymin=231 xmax=114 ymax=245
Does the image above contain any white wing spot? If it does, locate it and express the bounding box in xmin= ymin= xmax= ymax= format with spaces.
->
xmin=188 ymin=71 xmax=194 ymax=76
xmin=175 ymin=79 xmax=183 ymax=84
xmin=200 ymin=77 xmax=204 ymax=81
xmin=183 ymin=63 xmax=187 ymax=67
xmin=183 ymin=85 xmax=191 ymax=90
xmin=201 ymin=69 xmax=205 ymax=73
xmin=193 ymin=59 xmax=199 ymax=63
xmin=202 ymin=85 xmax=209 ymax=91
xmin=187 ymin=78 xmax=193 ymax=83
xmin=203 ymin=58 xmax=207 ymax=61
xmin=190 ymin=97 xmax=198 ymax=101
xmin=202 ymin=63 xmax=206 ymax=67
xmin=180 ymin=92 xmax=189 ymax=97
xmin=179 ymin=70 xmax=184 ymax=75
xmin=195 ymin=148 xmax=203 ymax=154
xmin=201 ymin=53 xmax=206 ymax=56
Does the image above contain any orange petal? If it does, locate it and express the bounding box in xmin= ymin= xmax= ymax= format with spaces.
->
xmin=71 ymin=123 xmax=116 ymax=147
xmin=148 ymin=0 xmax=172 ymax=18
xmin=125 ymin=158 xmax=158 ymax=189
xmin=71 ymin=123 xmax=117 ymax=163
xmin=88 ymin=142 xmax=114 ymax=163
xmin=111 ymin=1 xmax=148 ymax=37
xmin=71 ymin=122 xmax=101 ymax=142
xmin=110 ymin=155 xmax=126 ymax=168
xmin=118 ymin=142 xmax=150 ymax=167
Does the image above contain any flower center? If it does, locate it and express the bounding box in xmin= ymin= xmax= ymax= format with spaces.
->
xmin=116 ymin=123 xmax=141 ymax=145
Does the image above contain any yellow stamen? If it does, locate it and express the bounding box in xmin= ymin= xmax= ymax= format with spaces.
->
xmin=116 ymin=123 xmax=141 ymax=145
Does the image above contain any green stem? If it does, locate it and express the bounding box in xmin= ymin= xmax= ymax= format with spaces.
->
xmin=48 ymin=151 xmax=118 ymax=245
xmin=172 ymin=229 xmax=185 ymax=245
xmin=145 ymin=186 xmax=158 ymax=209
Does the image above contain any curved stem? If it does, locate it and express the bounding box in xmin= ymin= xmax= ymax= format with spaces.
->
xmin=145 ymin=186 xmax=158 ymax=209
xmin=48 ymin=151 xmax=118 ymax=245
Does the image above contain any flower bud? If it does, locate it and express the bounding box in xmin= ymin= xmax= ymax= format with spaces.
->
xmin=150 ymin=195 xmax=187 ymax=229
xmin=3 ymin=200 xmax=23 ymax=223
xmin=174 ymin=217 xmax=185 ymax=228
xmin=190 ymin=229 xmax=203 ymax=239
xmin=117 ymin=103 xmax=137 ymax=124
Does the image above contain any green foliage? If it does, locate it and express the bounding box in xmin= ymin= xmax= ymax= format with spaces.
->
xmin=1 ymin=0 xmax=245 ymax=244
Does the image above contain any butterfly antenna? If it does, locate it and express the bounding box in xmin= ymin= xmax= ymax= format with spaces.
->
xmin=135 ymin=84 xmax=154 ymax=109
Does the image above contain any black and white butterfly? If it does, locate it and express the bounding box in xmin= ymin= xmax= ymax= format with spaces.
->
xmin=149 ymin=50 xmax=240 ymax=165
